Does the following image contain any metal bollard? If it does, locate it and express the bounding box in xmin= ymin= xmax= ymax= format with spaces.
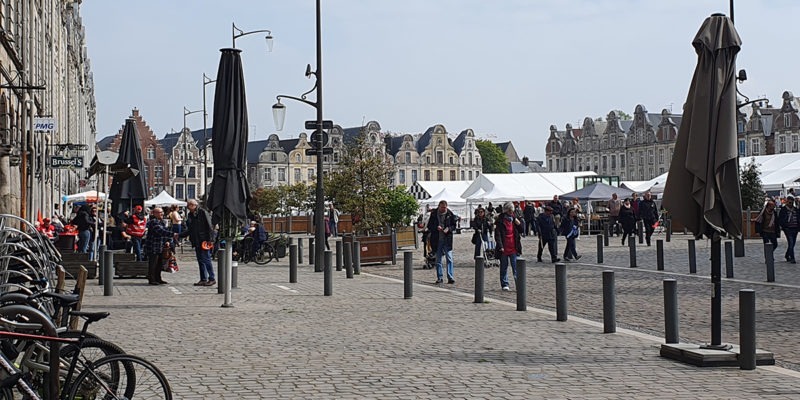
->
xmin=324 ymin=250 xmax=332 ymax=296
xmin=688 ymin=239 xmax=697 ymax=274
xmin=404 ymin=251 xmax=413 ymax=299
xmin=218 ymin=244 xmax=227 ymax=295
xmin=231 ymin=261 xmax=238 ymax=289
xmin=734 ymin=237 xmax=745 ymax=257
xmin=739 ymin=289 xmax=756 ymax=370
xmin=665 ymin=220 xmax=672 ymax=242
xmin=516 ymin=258 xmax=526 ymax=311
xmin=335 ymin=240 xmax=343 ymax=272
xmin=596 ymin=235 xmax=603 ymax=264
xmin=603 ymin=225 xmax=610 ymax=247
xmin=474 ymin=256 xmax=484 ymax=303
xmin=353 ymin=240 xmax=361 ymax=275
xmin=297 ymin=237 xmax=304 ymax=264
xmin=309 ymin=238 xmax=316 ymax=268
xmin=765 ymin=243 xmax=775 ymax=282
xmin=555 ymin=263 xmax=567 ymax=321
xmin=103 ymin=250 xmax=114 ymax=296
xmin=603 ymin=270 xmax=615 ymax=333
xmin=664 ymin=279 xmax=679 ymax=344
xmin=289 ymin=244 xmax=298 ymax=283
xmin=344 ymin=241 xmax=354 ymax=279
xmin=98 ymin=244 xmax=106 ymax=285
xmin=637 ymin=220 xmax=644 ymax=244
xmin=656 ymin=239 xmax=664 ymax=271
xmin=628 ymin=237 xmax=637 ymax=268
xmin=725 ymin=241 xmax=734 ymax=278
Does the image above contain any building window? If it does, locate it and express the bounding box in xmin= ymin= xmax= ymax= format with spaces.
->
xmin=147 ymin=147 xmax=156 ymax=160
xmin=751 ymin=139 xmax=761 ymax=155
xmin=399 ymin=170 xmax=405 ymax=184
xmin=449 ymin=156 xmax=454 ymax=164
xmin=308 ymin=169 xmax=314 ymax=180
xmin=206 ymin=167 xmax=213 ymax=178
xmin=154 ymin=166 xmax=163 ymax=179
xmin=611 ymin=155 xmax=616 ymax=169
xmin=738 ymin=139 xmax=746 ymax=156
xmin=785 ymin=113 xmax=792 ymax=128
xmin=424 ymin=170 xmax=430 ymax=180
xmin=426 ymin=156 xmax=431 ymax=164
xmin=412 ymin=170 xmax=418 ymax=182
xmin=437 ymin=152 xmax=443 ymax=164
xmin=278 ymin=168 xmax=286 ymax=181
xmin=793 ymin=135 xmax=799 ymax=152
xmin=176 ymin=166 xmax=184 ymax=177
xmin=264 ymin=168 xmax=272 ymax=182
xmin=187 ymin=185 xmax=196 ymax=200
xmin=648 ymin=149 xmax=654 ymax=165
xmin=175 ymin=184 xmax=184 ymax=200
xmin=450 ymin=170 xmax=456 ymax=180
xmin=405 ymin=152 xmax=411 ymax=164
xmin=437 ymin=170 xmax=443 ymax=181
xmin=188 ymin=167 xmax=196 ymax=178
xmin=602 ymin=156 xmax=607 ymax=170
xmin=780 ymin=135 xmax=787 ymax=153
xmin=270 ymin=153 xmax=277 ymax=162
xmin=294 ymin=168 xmax=301 ymax=182
xmin=468 ymin=171 xmax=473 ymax=180
xmin=620 ymin=155 xmax=626 ymax=168
xmin=295 ymin=154 xmax=301 ymax=163
xmin=738 ymin=120 xmax=745 ymax=133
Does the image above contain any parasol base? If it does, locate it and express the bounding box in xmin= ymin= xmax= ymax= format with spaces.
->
xmin=660 ymin=343 xmax=774 ymax=367
xmin=221 ymin=304 xmax=235 ymax=308
xmin=699 ymin=342 xmax=733 ymax=351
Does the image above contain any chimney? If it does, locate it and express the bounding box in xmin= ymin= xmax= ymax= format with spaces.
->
xmin=522 ymin=156 xmax=529 ymax=167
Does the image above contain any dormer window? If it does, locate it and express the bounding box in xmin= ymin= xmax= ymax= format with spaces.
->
xmin=785 ymin=114 xmax=792 ymax=128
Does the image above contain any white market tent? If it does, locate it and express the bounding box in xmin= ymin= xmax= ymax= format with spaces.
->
xmin=408 ymin=180 xmax=472 ymax=201
xmin=621 ymin=172 xmax=669 ymax=194
xmin=144 ymin=190 xmax=187 ymax=207
xmin=744 ymin=153 xmax=800 ymax=193
xmin=461 ymin=171 xmax=598 ymax=203
xmin=422 ymin=187 xmax=466 ymax=207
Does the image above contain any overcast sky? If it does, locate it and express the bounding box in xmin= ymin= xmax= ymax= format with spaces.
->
xmin=81 ymin=0 xmax=795 ymax=160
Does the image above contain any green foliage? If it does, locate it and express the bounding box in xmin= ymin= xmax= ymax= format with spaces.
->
xmin=325 ymin=132 xmax=394 ymax=233
xmin=613 ymin=109 xmax=632 ymax=120
xmin=250 ymin=187 xmax=282 ymax=216
xmin=475 ymin=139 xmax=509 ymax=173
xmin=382 ymin=186 xmax=419 ymax=227
xmin=284 ymin=182 xmax=314 ymax=212
xmin=740 ymin=157 xmax=766 ymax=210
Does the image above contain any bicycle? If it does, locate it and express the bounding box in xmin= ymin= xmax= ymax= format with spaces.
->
xmin=0 ymin=306 xmax=171 ymax=399
xmin=253 ymin=234 xmax=288 ymax=265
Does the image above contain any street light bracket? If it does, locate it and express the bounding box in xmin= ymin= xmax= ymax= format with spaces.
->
xmin=232 ymin=22 xmax=274 ymax=51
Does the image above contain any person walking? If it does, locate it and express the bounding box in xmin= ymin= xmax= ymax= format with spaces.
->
xmin=639 ymin=191 xmax=659 ymax=246
xmin=607 ymin=193 xmax=622 ymax=236
xmin=426 ymin=200 xmax=457 ymax=284
xmin=513 ymin=201 xmax=526 ymax=237
xmin=143 ymin=207 xmax=173 ymax=285
xmin=549 ymin=195 xmax=564 ymax=227
xmin=470 ymin=207 xmax=491 ymax=259
xmin=495 ymin=202 xmax=522 ymax=291
xmin=524 ymin=201 xmax=537 ymax=236
xmin=328 ymin=203 xmax=340 ymax=237
xmin=619 ymin=198 xmax=637 ymax=246
xmin=124 ymin=205 xmax=147 ymax=261
xmin=70 ymin=205 xmax=94 ymax=254
xmin=560 ymin=207 xmax=582 ymax=261
xmin=778 ymin=195 xmax=799 ymax=263
xmin=536 ymin=206 xmax=560 ymax=263
xmin=168 ymin=205 xmax=183 ymax=248
xmin=179 ymin=199 xmax=217 ymax=286
xmin=754 ymin=198 xmax=779 ymax=253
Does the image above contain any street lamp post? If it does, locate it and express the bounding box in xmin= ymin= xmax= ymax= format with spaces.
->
xmin=202 ymin=73 xmax=216 ymax=199
xmin=183 ymin=106 xmax=203 ymax=200
xmin=272 ymin=0 xmax=326 ymax=273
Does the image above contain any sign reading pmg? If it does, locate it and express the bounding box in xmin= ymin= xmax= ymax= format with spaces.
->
xmin=50 ymin=156 xmax=83 ymax=168
xmin=33 ymin=117 xmax=57 ymax=132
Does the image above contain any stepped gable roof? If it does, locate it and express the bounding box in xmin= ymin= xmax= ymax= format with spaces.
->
xmin=96 ymin=136 xmax=115 ymax=151
xmin=245 ymin=139 xmax=269 ymax=163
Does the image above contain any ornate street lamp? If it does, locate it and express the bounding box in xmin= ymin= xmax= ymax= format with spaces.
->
xmin=232 ymin=23 xmax=274 ymax=51
xmin=183 ymin=107 xmax=202 ymax=200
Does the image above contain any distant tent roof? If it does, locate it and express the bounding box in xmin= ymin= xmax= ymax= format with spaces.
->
xmin=560 ymin=183 xmax=633 ymax=202
xmin=461 ymin=172 xmax=598 ymax=201
xmin=144 ymin=190 xmax=187 ymax=207
xmin=63 ymin=190 xmax=107 ymax=203
xmin=423 ymin=187 xmax=467 ymax=206
xmin=407 ymin=180 xmax=472 ymax=201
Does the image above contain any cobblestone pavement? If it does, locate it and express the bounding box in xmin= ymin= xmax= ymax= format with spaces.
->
xmin=363 ymin=231 xmax=800 ymax=372
xmin=76 ymin=236 xmax=800 ymax=398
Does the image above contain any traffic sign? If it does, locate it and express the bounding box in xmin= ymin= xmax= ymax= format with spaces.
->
xmin=304 ymin=120 xmax=334 ymax=130
xmin=310 ymin=130 xmax=329 ymax=146
xmin=305 ymin=148 xmax=334 ymax=156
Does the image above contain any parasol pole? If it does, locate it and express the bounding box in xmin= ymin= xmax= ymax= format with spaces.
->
xmin=103 ymin=165 xmax=109 ymax=249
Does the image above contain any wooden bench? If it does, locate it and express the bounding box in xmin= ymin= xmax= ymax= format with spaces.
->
xmin=112 ymin=252 xmax=149 ymax=278
xmin=58 ymin=252 xmax=97 ymax=280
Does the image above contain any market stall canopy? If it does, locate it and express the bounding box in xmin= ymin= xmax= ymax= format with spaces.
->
xmin=461 ymin=172 xmax=598 ymax=201
xmin=423 ymin=187 xmax=467 ymax=206
xmin=560 ymin=183 xmax=633 ymax=202
xmin=63 ymin=190 xmax=107 ymax=203
xmin=144 ymin=190 xmax=187 ymax=207
xmin=87 ymin=150 xmax=139 ymax=181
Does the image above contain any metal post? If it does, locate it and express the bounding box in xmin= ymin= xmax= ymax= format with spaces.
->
xmin=656 ymin=239 xmax=664 ymax=270
xmin=324 ymin=250 xmax=332 ymax=296
xmin=665 ymin=219 xmax=672 ymax=242
xmin=688 ymin=239 xmax=697 ymax=274
xmin=734 ymin=237 xmax=745 ymax=257
xmin=637 ymin=220 xmax=644 ymax=244
xmin=218 ymin=244 xmax=226 ymax=295
xmin=297 ymin=237 xmax=304 ymax=264
xmin=353 ymin=240 xmax=361 ymax=275
xmin=335 ymin=240 xmax=343 ymax=272
xmin=764 ymin=243 xmax=775 ymax=282
xmin=725 ymin=241 xmax=734 ymax=278
xmin=474 ymin=256 xmax=484 ymax=303
xmin=596 ymin=235 xmax=603 ymax=264
xmin=221 ymin=248 xmax=234 ymax=307
xmin=628 ymin=236 xmax=637 ymax=268
xmin=97 ymin=244 xmax=106 ymax=285
xmin=603 ymin=270 xmax=615 ymax=333
xmin=231 ymin=260 xmax=238 ymax=289
xmin=516 ymin=258 xmax=526 ymax=311
xmin=309 ymin=237 xmax=317 ymax=270
xmin=313 ymin=0 xmax=326 ymax=287
xmin=709 ymin=237 xmax=722 ymax=347
xmin=739 ymin=289 xmax=756 ymax=370
xmin=404 ymin=251 xmax=413 ymax=299
xmin=344 ymin=241 xmax=354 ymax=279
xmin=103 ymin=250 xmax=113 ymax=296
xmin=603 ymin=224 xmax=610 ymax=247
xmin=289 ymin=244 xmax=297 ymax=283
xmin=555 ymin=262 xmax=567 ymax=321
xmin=664 ymin=279 xmax=679 ymax=344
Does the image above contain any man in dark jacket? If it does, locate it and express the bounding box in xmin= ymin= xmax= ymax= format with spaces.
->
xmin=536 ymin=206 xmax=560 ymax=263
xmin=71 ymin=205 xmax=95 ymax=254
xmin=638 ymin=191 xmax=660 ymax=246
xmin=427 ymin=200 xmax=458 ymax=284
xmin=523 ymin=201 xmax=537 ymax=236
xmin=179 ymin=199 xmax=217 ymax=286
xmin=779 ymin=195 xmax=799 ymax=263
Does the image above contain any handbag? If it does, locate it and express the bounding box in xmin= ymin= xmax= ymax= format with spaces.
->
xmin=471 ymin=232 xmax=480 ymax=245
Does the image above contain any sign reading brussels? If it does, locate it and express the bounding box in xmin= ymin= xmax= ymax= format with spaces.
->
xmin=33 ymin=117 xmax=57 ymax=132
xmin=50 ymin=156 xmax=83 ymax=168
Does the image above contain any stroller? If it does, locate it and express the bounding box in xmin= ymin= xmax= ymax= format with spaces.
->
xmin=482 ymin=235 xmax=499 ymax=268
xmin=423 ymin=234 xmax=436 ymax=269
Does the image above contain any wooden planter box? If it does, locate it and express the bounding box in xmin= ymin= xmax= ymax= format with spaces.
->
xmin=342 ymin=231 xmax=397 ymax=265
xmin=59 ymin=252 xmax=97 ymax=280
xmin=395 ymin=226 xmax=418 ymax=249
xmin=263 ymin=214 xmax=354 ymax=235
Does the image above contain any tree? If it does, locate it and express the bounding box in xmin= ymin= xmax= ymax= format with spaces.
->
xmin=740 ymin=157 xmax=765 ymax=210
xmin=475 ymin=139 xmax=509 ymax=173
xmin=249 ymin=187 xmax=282 ymax=216
xmin=612 ymin=109 xmax=632 ymax=120
xmin=382 ymin=186 xmax=419 ymax=227
xmin=326 ymin=133 xmax=394 ymax=233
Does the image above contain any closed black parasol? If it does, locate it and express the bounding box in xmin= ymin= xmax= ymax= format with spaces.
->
xmin=108 ymin=118 xmax=147 ymax=217
xmin=206 ymin=48 xmax=251 ymax=239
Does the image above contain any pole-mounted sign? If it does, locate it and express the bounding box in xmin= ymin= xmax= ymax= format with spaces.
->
xmin=33 ymin=117 xmax=57 ymax=132
xmin=50 ymin=156 xmax=84 ymax=168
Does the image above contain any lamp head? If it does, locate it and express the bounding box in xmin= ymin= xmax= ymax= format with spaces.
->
xmin=305 ymin=64 xmax=313 ymax=78
xmin=272 ymin=101 xmax=286 ymax=131
xmin=737 ymin=69 xmax=747 ymax=82
xmin=265 ymin=35 xmax=274 ymax=52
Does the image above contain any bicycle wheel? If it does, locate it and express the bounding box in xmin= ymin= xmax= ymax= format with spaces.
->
xmin=253 ymin=247 xmax=270 ymax=265
xmin=67 ymin=353 xmax=172 ymax=400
